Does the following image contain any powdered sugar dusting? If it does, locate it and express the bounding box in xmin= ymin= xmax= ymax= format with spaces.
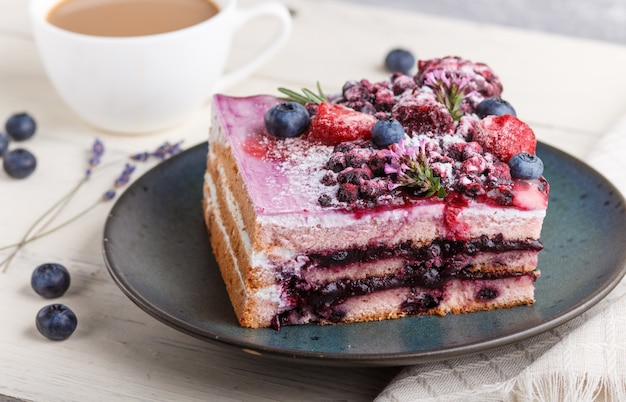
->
xmin=264 ymin=137 xmax=334 ymax=211
xmin=213 ymin=94 xmax=339 ymax=215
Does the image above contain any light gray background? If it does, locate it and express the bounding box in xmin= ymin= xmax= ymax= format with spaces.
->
xmin=342 ymin=0 xmax=626 ymax=45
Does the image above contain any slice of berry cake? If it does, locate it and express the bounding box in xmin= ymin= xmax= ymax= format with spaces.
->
xmin=203 ymin=56 xmax=549 ymax=329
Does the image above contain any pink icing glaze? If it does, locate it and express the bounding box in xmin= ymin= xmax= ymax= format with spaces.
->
xmin=213 ymin=94 xmax=334 ymax=215
xmin=212 ymin=94 xmax=548 ymax=223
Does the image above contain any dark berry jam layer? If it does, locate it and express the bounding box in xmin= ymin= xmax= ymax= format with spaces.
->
xmin=271 ymin=270 xmax=537 ymax=330
xmin=270 ymin=234 xmax=541 ymax=330
xmin=305 ymin=233 xmax=542 ymax=269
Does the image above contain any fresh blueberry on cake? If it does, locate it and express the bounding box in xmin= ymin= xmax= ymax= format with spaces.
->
xmin=203 ymin=56 xmax=549 ymax=329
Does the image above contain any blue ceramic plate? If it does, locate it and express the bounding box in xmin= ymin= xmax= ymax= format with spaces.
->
xmin=103 ymin=142 xmax=626 ymax=367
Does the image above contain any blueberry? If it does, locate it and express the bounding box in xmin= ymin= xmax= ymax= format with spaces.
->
xmin=36 ymin=304 xmax=77 ymax=341
xmin=508 ymin=152 xmax=544 ymax=179
xmin=3 ymin=148 xmax=37 ymax=178
xmin=31 ymin=263 xmax=71 ymax=299
xmin=5 ymin=112 xmax=37 ymax=141
xmin=371 ymin=119 xmax=405 ymax=148
xmin=0 ymin=133 xmax=8 ymax=157
xmin=264 ymin=102 xmax=311 ymax=138
xmin=384 ymin=49 xmax=415 ymax=75
xmin=475 ymin=97 xmax=516 ymax=118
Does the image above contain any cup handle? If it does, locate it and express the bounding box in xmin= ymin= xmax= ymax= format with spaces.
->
xmin=212 ymin=2 xmax=292 ymax=93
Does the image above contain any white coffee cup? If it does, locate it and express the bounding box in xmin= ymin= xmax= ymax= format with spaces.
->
xmin=30 ymin=0 xmax=292 ymax=134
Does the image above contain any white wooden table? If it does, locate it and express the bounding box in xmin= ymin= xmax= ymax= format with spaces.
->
xmin=2 ymin=1 xmax=626 ymax=400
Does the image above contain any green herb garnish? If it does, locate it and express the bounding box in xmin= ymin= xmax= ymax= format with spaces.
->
xmin=278 ymin=81 xmax=328 ymax=105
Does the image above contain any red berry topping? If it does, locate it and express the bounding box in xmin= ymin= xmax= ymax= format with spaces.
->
xmin=307 ymin=102 xmax=376 ymax=145
xmin=392 ymin=93 xmax=454 ymax=136
xmin=474 ymin=115 xmax=536 ymax=162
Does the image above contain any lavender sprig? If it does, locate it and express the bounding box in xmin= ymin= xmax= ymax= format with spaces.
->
xmin=384 ymin=139 xmax=446 ymax=199
xmin=0 ymin=138 xmax=106 ymax=272
xmin=86 ymin=138 xmax=105 ymax=177
xmin=103 ymin=163 xmax=136 ymax=201
xmin=129 ymin=140 xmax=183 ymax=162
xmin=423 ymin=70 xmax=471 ymax=121
xmin=0 ymin=139 xmax=183 ymax=272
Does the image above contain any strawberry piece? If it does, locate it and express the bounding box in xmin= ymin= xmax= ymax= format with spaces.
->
xmin=475 ymin=115 xmax=536 ymax=162
xmin=306 ymin=102 xmax=376 ymax=145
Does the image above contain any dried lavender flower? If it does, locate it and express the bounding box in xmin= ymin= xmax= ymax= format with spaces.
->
xmin=423 ymin=70 xmax=471 ymax=121
xmin=86 ymin=138 xmax=105 ymax=177
xmin=130 ymin=140 xmax=184 ymax=161
xmin=385 ymin=139 xmax=446 ymax=198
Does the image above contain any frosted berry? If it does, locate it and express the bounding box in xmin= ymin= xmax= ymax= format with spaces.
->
xmin=475 ymin=115 xmax=536 ymax=162
xmin=508 ymin=152 xmax=544 ymax=179
xmin=384 ymin=49 xmax=415 ymax=75
xmin=5 ymin=112 xmax=36 ymax=141
xmin=0 ymin=133 xmax=8 ymax=156
xmin=337 ymin=167 xmax=372 ymax=185
xmin=264 ymin=102 xmax=310 ymax=138
xmin=36 ymin=304 xmax=78 ymax=341
xmin=307 ymin=102 xmax=376 ymax=145
xmin=3 ymin=148 xmax=37 ymax=178
xmin=392 ymin=95 xmax=454 ymax=136
xmin=31 ymin=263 xmax=71 ymax=299
xmin=337 ymin=183 xmax=359 ymax=203
xmin=371 ymin=119 xmax=405 ymax=148
xmin=475 ymin=97 xmax=516 ymax=118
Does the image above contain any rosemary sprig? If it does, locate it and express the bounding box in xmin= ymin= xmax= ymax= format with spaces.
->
xmin=278 ymin=81 xmax=328 ymax=105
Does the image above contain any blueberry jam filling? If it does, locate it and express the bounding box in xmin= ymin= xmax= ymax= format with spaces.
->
xmin=270 ymin=234 xmax=541 ymax=329
xmin=272 ymin=269 xmax=533 ymax=330
xmin=401 ymin=291 xmax=443 ymax=315
xmin=306 ymin=234 xmax=542 ymax=269
xmin=477 ymin=287 xmax=499 ymax=301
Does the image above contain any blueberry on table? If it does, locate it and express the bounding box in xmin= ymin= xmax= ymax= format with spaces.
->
xmin=31 ymin=263 xmax=71 ymax=299
xmin=384 ymin=48 xmax=416 ymax=75
xmin=371 ymin=119 xmax=405 ymax=148
xmin=2 ymin=148 xmax=37 ymax=178
xmin=264 ymin=101 xmax=311 ymax=138
xmin=36 ymin=304 xmax=78 ymax=341
xmin=475 ymin=97 xmax=517 ymax=119
xmin=508 ymin=152 xmax=544 ymax=179
xmin=5 ymin=112 xmax=37 ymax=141
xmin=0 ymin=133 xmax=8 ymax=156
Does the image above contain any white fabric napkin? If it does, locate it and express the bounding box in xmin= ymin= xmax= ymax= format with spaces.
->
xmin=377 ymin=117 xmax=626 ymax=402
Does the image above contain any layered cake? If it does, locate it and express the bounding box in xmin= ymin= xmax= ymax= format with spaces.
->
xmin=203 ymin=56 xmax=549 ymax=329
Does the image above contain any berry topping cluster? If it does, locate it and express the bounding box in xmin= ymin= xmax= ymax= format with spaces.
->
xmin=262 ymin=55 xmax=546 ymax=209
xmin=318 ymin=140 xmax=391 ymax=206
